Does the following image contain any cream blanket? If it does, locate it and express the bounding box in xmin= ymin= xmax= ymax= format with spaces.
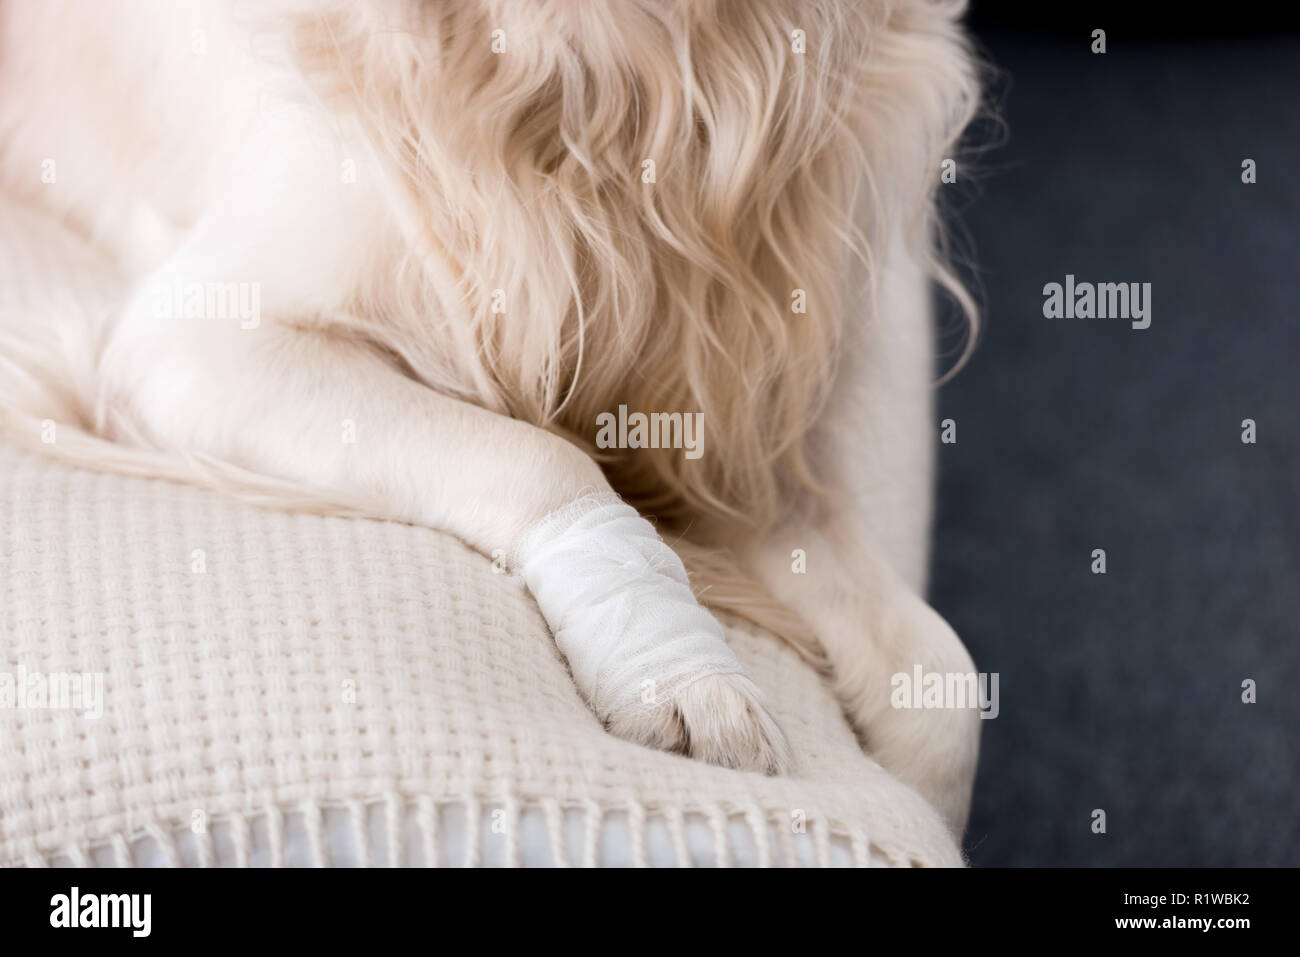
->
xmin=0 ymin=444 xmax=962 ymax=867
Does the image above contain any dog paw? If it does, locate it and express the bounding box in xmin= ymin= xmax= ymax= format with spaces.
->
xmin=605 ymin=672 xmax=792 ymax=775
xmin=515 ymin=493 xmax=793 ymax=774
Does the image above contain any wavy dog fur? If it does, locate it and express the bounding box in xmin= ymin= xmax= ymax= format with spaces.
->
xmin=280 ymin=0 xmax=979 ymax=531
xmin=0 ymin=0 xmax=979 ymax=664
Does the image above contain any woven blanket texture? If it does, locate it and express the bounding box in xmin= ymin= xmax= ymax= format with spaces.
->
xmin=0 ymin=444 xmax=961 ymax=867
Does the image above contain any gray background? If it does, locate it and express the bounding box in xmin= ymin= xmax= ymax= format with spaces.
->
xmin=932 ymin=15 xmax=1300 ymax=865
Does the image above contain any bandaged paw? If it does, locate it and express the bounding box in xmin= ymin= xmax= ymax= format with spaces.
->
xmin=513 ymin=493 xmax=748 ymax=724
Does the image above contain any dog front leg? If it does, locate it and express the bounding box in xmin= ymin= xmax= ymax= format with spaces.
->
xmin=739 ymin=229 xmax=981 ymax=834
xmin=745 ymin=524 xmax=979 ymax=836
xmin=100 ymin=272 xmax=788 ymax=774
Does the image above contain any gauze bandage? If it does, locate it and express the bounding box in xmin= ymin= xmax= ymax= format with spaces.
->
xmin=514 ymin=493 xmax=746 ymax=720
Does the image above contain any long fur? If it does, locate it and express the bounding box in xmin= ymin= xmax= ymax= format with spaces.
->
xmin=0 ymin=0 xmax=979 ymax=663
xmin=280 ymin=0 xmax=979 ymax=537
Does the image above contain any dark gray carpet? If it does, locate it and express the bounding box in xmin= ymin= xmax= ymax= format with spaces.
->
xmin=931 ymin=26 xmax=1300 ymax=865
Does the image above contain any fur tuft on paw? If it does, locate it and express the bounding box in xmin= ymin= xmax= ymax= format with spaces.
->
xmin=607 ymin=673 xmax=792 ymax=776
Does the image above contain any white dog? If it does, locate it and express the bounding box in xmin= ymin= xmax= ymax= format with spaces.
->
xmin=0 ymin=0 xmax=982 ymax=836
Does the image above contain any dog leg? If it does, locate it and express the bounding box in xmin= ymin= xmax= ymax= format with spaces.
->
xmin=738 ymin=230 xmax=980 ymax=832
xmin=102 ymin=307 xmax=788 ymax=772
xmin=93 ymin=112 xmax=787 ymax=770
xmin=746 ymin=525 xmax=978 ymax=834
xmin=514 ymin=493 xmax=790 ymax=773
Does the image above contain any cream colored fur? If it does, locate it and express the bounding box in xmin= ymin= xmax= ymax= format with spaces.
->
xmin=0 ymin=0 xmax=981 ymax=837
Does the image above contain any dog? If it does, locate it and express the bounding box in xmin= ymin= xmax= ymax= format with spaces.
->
xmin=0 ymin=0 xmax=982 ymax=836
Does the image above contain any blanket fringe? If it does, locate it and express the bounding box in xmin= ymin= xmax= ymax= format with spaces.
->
xmin=8 ymin=793 xmax=880 ymax=868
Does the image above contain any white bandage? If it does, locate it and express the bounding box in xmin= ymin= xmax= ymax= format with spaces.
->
xmin=514 ymin=493 xmax=746 ymax=720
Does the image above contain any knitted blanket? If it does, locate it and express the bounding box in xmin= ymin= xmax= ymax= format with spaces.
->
xmin=0 ymin=444 xmax=962 ymax=867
